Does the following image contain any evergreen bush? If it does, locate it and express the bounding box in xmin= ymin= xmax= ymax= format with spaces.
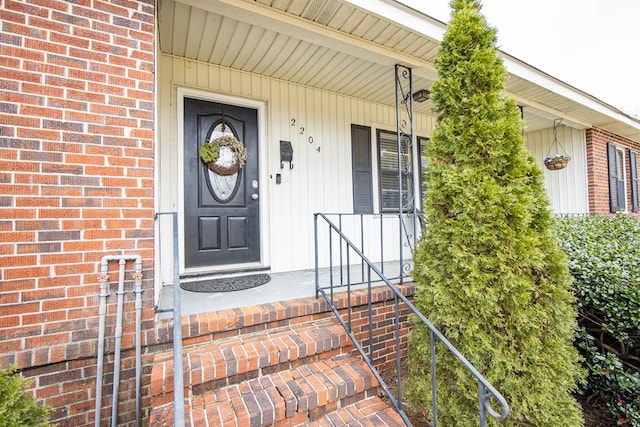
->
xmin=0 ymin=366 xmax=51 ymax=427
xmin=406 ymin=0 xmax=584 ymax=425
xmin=556 ymin=215 xmax=640 ymax=426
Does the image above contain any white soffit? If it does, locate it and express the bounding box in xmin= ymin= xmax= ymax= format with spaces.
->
xmin=179 ymin=0 xmax=439 ymax=81
xmin=161 ymin=0 xmax=640 ymax=142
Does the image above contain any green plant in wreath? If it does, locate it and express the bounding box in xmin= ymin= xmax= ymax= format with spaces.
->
xmin=199 ymin=141 xmax=220 ymax=163
xmin=199 ymin=135 xmax=248 ymax=176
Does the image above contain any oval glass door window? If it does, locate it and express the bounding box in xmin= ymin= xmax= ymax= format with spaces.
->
xmin=205 ymin=121 xmax=241 ymax=203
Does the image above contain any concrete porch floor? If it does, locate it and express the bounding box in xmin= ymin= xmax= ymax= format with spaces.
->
xmin=156 ymin=262 xmax=409 ymax=320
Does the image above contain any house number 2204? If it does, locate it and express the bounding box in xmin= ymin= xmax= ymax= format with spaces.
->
xmin=291 ymin=118 xmax=318 ymax=151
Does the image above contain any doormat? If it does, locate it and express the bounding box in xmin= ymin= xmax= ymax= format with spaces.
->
xmin=180 ymin=273 xmax=271 ymax=293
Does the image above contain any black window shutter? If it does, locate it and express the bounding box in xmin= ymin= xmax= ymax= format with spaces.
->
xmin=607 ymin=142 xmax=620 ymax=212
xmin=630 ymin=149 xmax=639 ymax=213
xmin=351 ymin=125 xmax=373 ymax=214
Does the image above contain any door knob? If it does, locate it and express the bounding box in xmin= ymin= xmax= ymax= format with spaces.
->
xmin=251 ymin=193 xmax=259 ymax=200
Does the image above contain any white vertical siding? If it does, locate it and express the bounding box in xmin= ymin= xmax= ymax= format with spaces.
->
xmin=525 ymin=126 xmax=589 ymax=214
xmin=157 ymin=55 xmax=588 ymax=282
xmin=157 ymin=55 xmax=434 ymax=277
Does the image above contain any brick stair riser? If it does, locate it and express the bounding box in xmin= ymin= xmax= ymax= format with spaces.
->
xmin=152 ymin=354 xmax=380 ymax=426
xmin=150 ymin=319 xmax=353 ymax=407
xmin=149 ymin=286 xmax=416 ymax=426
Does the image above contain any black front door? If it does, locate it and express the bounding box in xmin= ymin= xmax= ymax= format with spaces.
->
xmin=183 ymin=98 xmax=260 ymax=268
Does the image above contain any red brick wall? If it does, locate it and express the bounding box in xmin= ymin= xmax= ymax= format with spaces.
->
xmin=349 ymin=292 xmax=412 ymax=368
xmin=586 ymin=127 xmax=640 ymax=215
xmin=0 ymin=0 xmax=156 ymax=425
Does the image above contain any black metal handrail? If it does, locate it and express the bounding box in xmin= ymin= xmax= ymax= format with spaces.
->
xmin=314 ymin=212 xmax=509 ymax=427
xmin=313 ymin=212 xmax=419 ymax=289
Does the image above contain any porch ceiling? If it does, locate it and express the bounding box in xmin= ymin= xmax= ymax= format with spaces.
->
xmin=158 ymin=0 xmax=640 ymax=141
xmin=158 ymin=0 xmax=439 ymax=115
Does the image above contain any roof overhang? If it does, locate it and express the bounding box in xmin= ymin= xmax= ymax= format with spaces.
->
xmin=158 ymin=0 xmax=640 ymax=142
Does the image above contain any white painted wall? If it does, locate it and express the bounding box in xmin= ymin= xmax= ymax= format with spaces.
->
xmin=156 ymin=55 xmax=435 ymax=284
xmin=155 ymin=54 xmax=589 ymax=292
xmin=524 ymin=126 xmax=589 ymax=214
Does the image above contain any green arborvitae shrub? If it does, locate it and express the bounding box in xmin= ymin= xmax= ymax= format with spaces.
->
xmin=556 ymin=215 xmax=640 ymax=426
xmin=0 ymin=366 xmax=52 ymax=427
xmin=405 ymin=0 xmax=585 ymax=425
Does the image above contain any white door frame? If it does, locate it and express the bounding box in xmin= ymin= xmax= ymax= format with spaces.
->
xmin=176 ymin=87 xmax=270 ymax=276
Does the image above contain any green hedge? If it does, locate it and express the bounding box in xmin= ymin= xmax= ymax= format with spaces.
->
xmin=556 ymin=215 xmax=640 ymax=426
xmin=0 ymin=366 xmax=52 ymax=426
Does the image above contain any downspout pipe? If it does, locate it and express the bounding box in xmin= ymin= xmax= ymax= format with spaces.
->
xmin=154 ymin=211 xmax=185 ymax=427
xmin=171 ymin=212 xmax=185 ymax=426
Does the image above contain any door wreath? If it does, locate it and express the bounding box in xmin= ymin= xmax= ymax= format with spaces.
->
xmin=199 ymin=135 xmax=247 ymax=176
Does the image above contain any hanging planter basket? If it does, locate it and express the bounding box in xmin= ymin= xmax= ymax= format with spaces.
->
xmin=544 ymin=155 xmax=571 ymax=170
xmin=544 ymin=118 xmax=571 ymax=171
xmin=199 ymin=135 xmax=247 ymax=176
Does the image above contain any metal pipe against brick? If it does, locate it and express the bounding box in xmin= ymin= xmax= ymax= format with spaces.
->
xmin=156 ymin=212 xmax=185 ymax=427
xmin=95 ymin=254 xmax=143 ymax=427
xmin=110 ymin=258 xmax=126 ymax=427
xmin=133 ymin=257 xmax=143 ymax=427
xmin=171 ymin=212 xmax=185 ymax=427
xmin=95 ymin=261 xmax=110 ymax=427
xmin=154 ymin=212 xmax=185 ymax=427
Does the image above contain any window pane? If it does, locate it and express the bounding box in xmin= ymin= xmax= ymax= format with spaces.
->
xmin=617 ymin=149 xmax=625 ymax=178
xmin=379 ymin=133 xmax=398 ymax=171
xmin=418 ymin=137 xmax=429 ymax=207
xmin=377 ymin=130 xmax=413 ymax=212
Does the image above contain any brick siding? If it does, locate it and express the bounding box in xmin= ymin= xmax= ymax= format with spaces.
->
xmin=0 ymin=0 xmax=155 ymax=425
xmin=586 ymin=127 xmax=640 ymax=215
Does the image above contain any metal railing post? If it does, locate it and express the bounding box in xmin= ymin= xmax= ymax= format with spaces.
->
xmin=155 ymin=212 xmax=185 ymax=427
xmin=171 ymin=212 xmax=185 ymax=427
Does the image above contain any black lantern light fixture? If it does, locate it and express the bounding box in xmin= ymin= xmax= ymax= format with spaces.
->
xmin=412 ymin=89 xmax=430 ymax=103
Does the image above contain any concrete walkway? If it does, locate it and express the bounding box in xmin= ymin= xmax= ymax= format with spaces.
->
xmin=157 ymin=262 xmax=409 ymax=319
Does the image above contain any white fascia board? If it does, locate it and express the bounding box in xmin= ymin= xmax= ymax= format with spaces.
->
xmin=502 ymin=54 xmax=640 ymax=131
xmin=343 ymin=0 xmax=447 ymax=41
xmin=352 ymin=0 xmax=639 ymax=133
xmin=347 ymin=0 xmax=619 ymax=126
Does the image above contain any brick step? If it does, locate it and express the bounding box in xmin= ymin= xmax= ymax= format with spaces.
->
xmin=150 ymin=290 xmax=411 ymax=426
xmin=187 ymin=354 xmax=381 ymax=426
xmin=151 ymin=353 xmax=391 ymax=426
xmin=150 ymin=317 xmax=353 ymax=408
xmin=297 ymin=395 xmax=406 ymax=427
